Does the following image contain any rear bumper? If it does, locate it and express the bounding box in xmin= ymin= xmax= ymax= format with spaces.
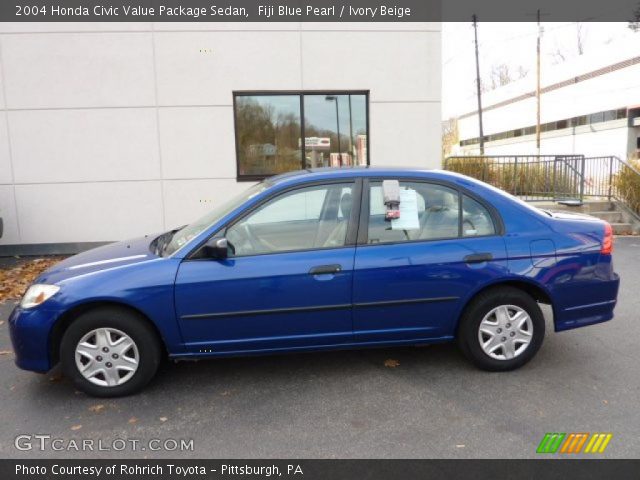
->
xmin=8 ymin=305 xmax=59 ymax=373
xmin=554 ymin=273 xmax=620 ymax=332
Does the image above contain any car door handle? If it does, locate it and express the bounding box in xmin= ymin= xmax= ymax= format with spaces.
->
xmin=464 ymin=253 xmax=493 ymax=264
xmin=309 ymin=264 xmax=342 ymax=275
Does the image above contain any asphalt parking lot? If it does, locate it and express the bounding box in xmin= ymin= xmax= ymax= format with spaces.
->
xmin=0 ymin=238 xmax=639 ymax=459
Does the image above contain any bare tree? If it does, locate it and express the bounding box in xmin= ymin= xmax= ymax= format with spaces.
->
xmin=551 ymin=22 xmax=587 ymax=64
xmin=576 ymin=22 xmax=585 ymax=55
xmin=550 ymin=47 xmax=566 ymax=65
xmin=490 ymin=64 xmax=512 ymax=90
xmin=481 ymin=63 xmax=529 ymax=92
xmin=441 ymin=118 xmax=459 ymax=161
xmin=516 ymin=65 xmax=529 ymax=79
xmin=630 ymin=2 xmax=640 ymax=31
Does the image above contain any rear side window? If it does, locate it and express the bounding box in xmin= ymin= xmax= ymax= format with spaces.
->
xmin=462 ymin=195 xmax=495 ymax=237
xmin=367 ymin=181 xmax=460 ymax=244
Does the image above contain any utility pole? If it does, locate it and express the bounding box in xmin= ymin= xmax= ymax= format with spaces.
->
xmin=348 ymin=94 xmax=354 ymax=162
xmin=536 ymin=9 xmax=542 ymax=155
xmin=472 ymin=14 xmax=485 ymax=155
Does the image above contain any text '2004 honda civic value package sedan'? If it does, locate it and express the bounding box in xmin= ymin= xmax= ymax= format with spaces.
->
xmin=9 ymin=168 xmax=619 ymax=397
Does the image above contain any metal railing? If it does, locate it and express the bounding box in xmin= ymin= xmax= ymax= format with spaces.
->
xmin=444 ymin=155 xmax=640 ymax=218
xmin=605 ymin=156 xmax=640 ymax=218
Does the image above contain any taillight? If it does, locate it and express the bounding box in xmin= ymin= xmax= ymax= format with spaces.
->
xmin=601 ymin=222 xmax=613 ymax=255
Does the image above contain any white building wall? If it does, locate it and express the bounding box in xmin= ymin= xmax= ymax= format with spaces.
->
xmin=0 ymin=22 xmax=441 ymax=248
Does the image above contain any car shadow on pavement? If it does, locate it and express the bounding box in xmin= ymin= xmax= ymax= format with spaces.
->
xmin=22 ymin=342 xmax=470 ymax=400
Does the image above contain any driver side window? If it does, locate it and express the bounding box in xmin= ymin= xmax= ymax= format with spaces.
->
xmin=226 ymin=183 xmax=354 ymax=256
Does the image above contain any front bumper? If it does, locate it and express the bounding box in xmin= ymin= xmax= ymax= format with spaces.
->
xmin=8 ymin=304 xmax=61 ymax=373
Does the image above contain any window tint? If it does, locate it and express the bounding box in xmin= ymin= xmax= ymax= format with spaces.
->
xmin=234 ymin=92 xmax=369 ymax=179
xmin=462 ymin=195 xmax=495 ymax=237
xmin=367 ymin=182 xmax=459 ymax=244
xmin=226 ymin=183 xmax=354 ymax=256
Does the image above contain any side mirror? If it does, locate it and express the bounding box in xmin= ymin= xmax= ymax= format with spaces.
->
xmin=202 ymin=237 xmax=230 ymax=259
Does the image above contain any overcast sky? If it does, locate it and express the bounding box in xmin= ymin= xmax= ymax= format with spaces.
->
xmin=442 ymin=22 xmax=636 ymax=119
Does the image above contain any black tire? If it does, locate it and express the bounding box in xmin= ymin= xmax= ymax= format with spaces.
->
xmin=60 ymin=307 xmax=162 ymax=397
xmin=457 ymin=287 xmax=545 ymax=371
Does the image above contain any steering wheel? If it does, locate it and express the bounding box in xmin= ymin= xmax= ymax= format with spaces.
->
xmin=463 ymin=217 xmax=477 ymax=235
xmin=226 ymin=223 xmax=259 ymax=255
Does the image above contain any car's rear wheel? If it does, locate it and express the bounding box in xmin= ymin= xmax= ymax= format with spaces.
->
xmin=457 ymin=287 xmax=545 ymax=371
xmin=60 ymin=307 xmax=162 ymax=397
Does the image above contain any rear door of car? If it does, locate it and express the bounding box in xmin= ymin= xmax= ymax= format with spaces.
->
xmin=352 ymin=177 xmax=508 ymax=343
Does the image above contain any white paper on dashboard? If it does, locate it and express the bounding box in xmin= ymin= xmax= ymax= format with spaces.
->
xmin=391 ymin=188 xmax=420 ymax=230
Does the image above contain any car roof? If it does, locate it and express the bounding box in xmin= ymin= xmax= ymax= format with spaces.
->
xmin=268 ymin=167 xmax=469 ymax=186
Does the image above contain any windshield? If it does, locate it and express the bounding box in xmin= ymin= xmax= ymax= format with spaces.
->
xmin=161 ymin=182 xmax=269 ymax=256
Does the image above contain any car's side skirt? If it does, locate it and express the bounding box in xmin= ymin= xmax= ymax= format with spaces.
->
xmin=170 ymin=335 xmax=455 ymax=360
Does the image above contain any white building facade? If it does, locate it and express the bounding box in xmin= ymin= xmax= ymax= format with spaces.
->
xmin=455 ymin=42 xmax=640 ymax=161
xmin=0 ymin=22 xmax=442 ymax=253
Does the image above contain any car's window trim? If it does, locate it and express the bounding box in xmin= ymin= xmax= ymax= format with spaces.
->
xmin=358 ymin=176 xmax=504 ymax=247
xmin=185 ymin=178 xmax=363 ymax=260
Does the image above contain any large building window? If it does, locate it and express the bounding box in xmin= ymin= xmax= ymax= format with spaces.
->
xmin=234 ymin=91 xmax=369 ymax=181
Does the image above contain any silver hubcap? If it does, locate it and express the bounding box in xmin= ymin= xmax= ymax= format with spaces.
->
xmin=75 ymin=328 xmax=139 ymax=387
xmin=478 ymin=305 xmax=533 ymax=360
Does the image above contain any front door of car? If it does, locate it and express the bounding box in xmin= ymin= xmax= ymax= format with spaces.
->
xmin=353 ymin=179 xmax=508 ymax=342
xmin=174 ymin=181 xmax=360 ymax=353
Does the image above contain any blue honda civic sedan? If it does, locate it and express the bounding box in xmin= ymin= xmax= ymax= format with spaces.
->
xmin=9 ymin=168 xmax=619 ymax=396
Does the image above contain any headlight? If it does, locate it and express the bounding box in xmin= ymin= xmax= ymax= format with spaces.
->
xmin=20 ymin=284 xmax=60 ymax=309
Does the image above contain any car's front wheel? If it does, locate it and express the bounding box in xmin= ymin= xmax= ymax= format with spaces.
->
xmin=60 ymin=307 xmax=162 ymax=397
xmin=457 ymin=287 xmax=545 ymax=371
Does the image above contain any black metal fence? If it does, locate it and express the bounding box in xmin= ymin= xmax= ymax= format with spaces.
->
xmin=444 ymin=155 xmax=640 ymax=217
xmin=444 ymin=155 xmax=586 ymax=202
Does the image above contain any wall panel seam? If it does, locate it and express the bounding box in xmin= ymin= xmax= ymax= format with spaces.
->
xmin=0 ymin=34 xmax=21 ymax=243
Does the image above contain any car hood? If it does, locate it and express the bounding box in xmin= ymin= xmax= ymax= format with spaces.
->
xmin=36 ymin=234 xmax=161 ymax=284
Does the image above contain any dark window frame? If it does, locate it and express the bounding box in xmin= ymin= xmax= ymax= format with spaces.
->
xmin=184 ymin=176 xmax=504 ymax=259
xmin=233 ymin=90 xmax=371 ymax=182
